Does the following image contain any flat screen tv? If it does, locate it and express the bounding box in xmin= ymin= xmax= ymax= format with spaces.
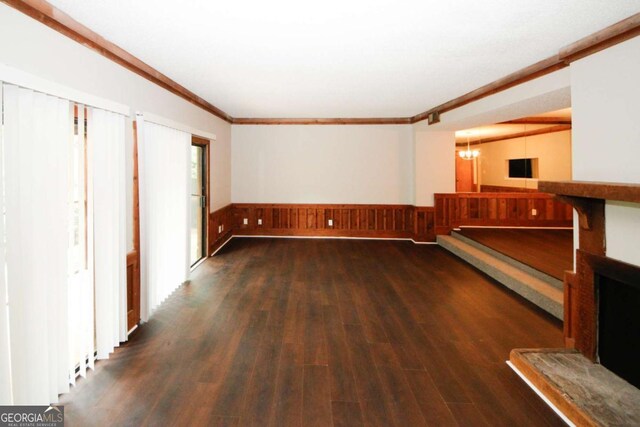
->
xmin=508 ymin=158 xmax=534 ymax=178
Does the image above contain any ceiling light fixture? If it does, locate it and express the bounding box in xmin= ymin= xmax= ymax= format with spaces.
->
xmin=459 ymin=131 xmax=480 ymax=160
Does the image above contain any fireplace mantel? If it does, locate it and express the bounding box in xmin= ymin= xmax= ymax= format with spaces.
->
xmin=539 ymin=180 xmax=640 ymax=204
xmin=509 ymin=180 xmax=640 ymax=425
xmin=539 ymin=180 xmax=640 ymax=234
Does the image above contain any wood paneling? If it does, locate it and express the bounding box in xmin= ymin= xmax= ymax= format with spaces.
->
xmin=434 ymin=192 xmax=573 ymax=235
xmin=208 ymin=204 xmax=234 ymax=254
xmin=480 ymin=185 xmax=539 ymax=193
xmin=232 ymin=203 xmax=420 ymax=240
xmin=208 ymin=204 xmax=436 ymax=242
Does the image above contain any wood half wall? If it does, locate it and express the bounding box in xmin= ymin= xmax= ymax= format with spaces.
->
xmin=207 ymin=196 xmax=573 ymax=252
xmin=434 ymin=192 xmax=573 ymax=235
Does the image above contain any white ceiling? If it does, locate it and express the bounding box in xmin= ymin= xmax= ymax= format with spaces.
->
xmin=48 ymin=1 xmax=640 ymax=118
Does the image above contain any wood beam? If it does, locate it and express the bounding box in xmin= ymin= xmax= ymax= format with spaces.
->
xmin=413 ymin=13 xmax=640 ymax=125
xmin=559 ymin=13 xmax=640 ymax=63
xmin=1 ymin=0 xmax=234 ymax=123
xmin=231 ymin=117 xmax=411 ymax=125
xmin=411 ymin=55 xmax=567 ymax=124
xmin=500 ymin=117 xmax=571 ymax=125
xmin=4 ymin=1 xmax=639 ymax=126
xmin=455 ymin=124 xmax=571 ymax=146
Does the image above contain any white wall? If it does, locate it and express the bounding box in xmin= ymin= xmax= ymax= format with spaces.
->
xmin=478 ymin=130 xmax=572 ymax=190
xmin=571 ymin=36 xmax=640 ymax=266
xmin=0 ymin=4 xmax=232 ymax=251
xmin=232 ymin=125 xmax=413 ymax=204
xmin=414 ymin=130 xmax=455 ymax=206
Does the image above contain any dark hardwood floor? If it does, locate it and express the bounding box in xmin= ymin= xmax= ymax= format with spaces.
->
xmin=60 ymin=238 xmax=565 ymax=426
xmin=457 ymin=228 xmax=574 ymax=280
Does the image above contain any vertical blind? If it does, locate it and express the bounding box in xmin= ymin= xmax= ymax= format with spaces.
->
xmin=91 ymin=109 xmax=128 ymax=358
xmin=137 ymin=118 xmax=191 ymax=321
xmin=0 ymin=83 xmax=127 ymax=405
xmin=3 ymin=84 xmax=71 ymax=404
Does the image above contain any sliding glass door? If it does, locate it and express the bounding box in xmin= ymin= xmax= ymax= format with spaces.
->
xmin=190 ymin=138 xmax=208 ymax=266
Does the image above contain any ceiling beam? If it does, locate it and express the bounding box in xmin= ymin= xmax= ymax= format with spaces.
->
xmin=3 ymin=1 xmax=638 ymax=126
xmin=500 ymin=117 xmax=571 ymax=125
xmin=413 ymin=12 xmax=640 ymax=125
xmin=559 ymin=13 xmax=640 ymax=63
xmin=411 ymin=55 xmax=567 ymax=124
xmin=455 ymin=124 xmax=571 ymax=146
xmin=231 ymin=117 xmax=411 ymax=125
xmin=1 ymin=0 xmax=234 ymax=123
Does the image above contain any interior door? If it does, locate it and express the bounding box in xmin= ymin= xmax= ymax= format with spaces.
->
xmin=456 ymin=154 xmax=475 ymax=192
xmin=190 ymin=138 xmax=209 ymax=266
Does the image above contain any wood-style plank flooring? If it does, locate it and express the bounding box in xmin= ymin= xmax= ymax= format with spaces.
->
xmin=60 ymin=238 xmax=565 ymax=426
xmin=457 ymin=228 xmax=574 ymax=280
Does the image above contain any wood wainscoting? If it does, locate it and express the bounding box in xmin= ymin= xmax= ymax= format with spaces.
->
xmin=207 ymin=204 xmax=436 ymax=244
xmin=206 ymin=197 xmax=572 ymax=250
xmin=434 ymin=192 xmax=573 ymax=235
xmin=232 ymin=203 xmax=417 ymax=239
xmin=208 ymin=204 xmax=234 ymax=254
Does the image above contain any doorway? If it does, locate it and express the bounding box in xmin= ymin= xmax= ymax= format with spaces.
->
xmin=190 ymin=136 xmax=209 ymax=267
xmin=455 ymin=155 xmax=476 ymax=192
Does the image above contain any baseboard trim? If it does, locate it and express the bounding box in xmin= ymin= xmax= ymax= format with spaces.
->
xmin=210 ymin=234 xmax=438 ymax=254
xmin=459 ymin=226 xmax=573 ymax=230
xmin=210 ymin=234 xmax=235 ymax=256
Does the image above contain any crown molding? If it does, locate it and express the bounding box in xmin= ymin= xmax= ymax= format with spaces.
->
xmin=1 ymin=0 xmax=234 ymax=123
xmin=4 ymin=1 xmax=639 ymax=126
xmin=231 ymin=117 xmax=411 ymax=125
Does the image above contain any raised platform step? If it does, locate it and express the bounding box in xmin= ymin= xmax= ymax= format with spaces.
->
xmin=451 ymin=230 xmax=564 ymax=291
xmin=437 ymin=234 xmax=563 ymax=319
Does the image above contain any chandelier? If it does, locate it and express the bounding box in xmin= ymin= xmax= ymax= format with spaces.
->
xmin=459 ymin=132 xmax=479 ymax=160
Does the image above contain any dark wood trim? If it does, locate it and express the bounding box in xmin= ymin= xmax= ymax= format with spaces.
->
xmin=128 ymin=121 xmax=141 ymax=330
xmin=412 ymin=14 xmax=640 ymax=125
xmin=500 ymin=117 xmax=571 ymax=125
xmin=231 ymin=117 xmax=411 ymax=125
xmin=1 ymin=0 xmax=233 ymax=123
xmin=559 ymin=13 xmax=640 ymax=64
xmin=539 ymin=180 xmax=640 ymax=204
xmin=410 ymin=55 xmax=567 ymax=124
xmin=455 ymin=124 xmax=571 ymax=146
xmin=7 ymin=0 xmax=636 ymax=127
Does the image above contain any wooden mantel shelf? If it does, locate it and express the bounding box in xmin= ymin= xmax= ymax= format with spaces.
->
xmin=538 ymin=180 xmax=640 ymax=204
